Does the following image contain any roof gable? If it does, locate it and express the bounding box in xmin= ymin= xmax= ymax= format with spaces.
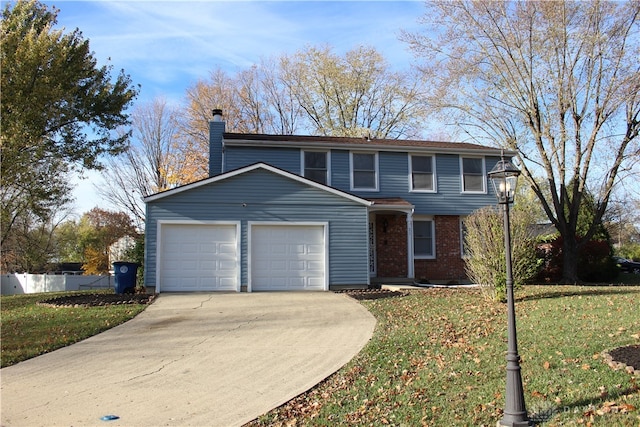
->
xmin=144 ymin=162 xmax=373 ymax=206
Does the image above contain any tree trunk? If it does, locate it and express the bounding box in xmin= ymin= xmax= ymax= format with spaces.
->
xmin=561 ymin=235 xmax=580 ymax=284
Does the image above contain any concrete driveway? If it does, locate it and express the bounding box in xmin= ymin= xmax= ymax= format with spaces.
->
xmin=1 ymin=292 xmax=376 ymax=427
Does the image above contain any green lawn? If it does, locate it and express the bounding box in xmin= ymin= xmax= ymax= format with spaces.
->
xmin=0 ymin=291 xmax=147 ymax=368
xmin=251 ymin=285 xmax=640 ymax=426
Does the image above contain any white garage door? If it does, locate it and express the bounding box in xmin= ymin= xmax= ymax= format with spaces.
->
xmin=159 ymin=223 xmax=239 ymax=292
xmin=250 ymin=224 xmax=327 ymax=291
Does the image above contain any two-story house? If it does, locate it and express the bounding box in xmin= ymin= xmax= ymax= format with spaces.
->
xmin=143 ymin=110 xmax=510 ymax=292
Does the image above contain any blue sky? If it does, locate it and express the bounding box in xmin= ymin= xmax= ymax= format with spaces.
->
xmin=48 ymin=1 xmax=425 ymax=105
xmin=40 ymin=1 xmax=427 ymax=214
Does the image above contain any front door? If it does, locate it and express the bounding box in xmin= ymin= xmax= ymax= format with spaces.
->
xmin=373 ymin=214 xmax=409 ymax=278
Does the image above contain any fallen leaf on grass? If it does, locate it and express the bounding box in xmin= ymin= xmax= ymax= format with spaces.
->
xmin=585 ymin=401 xmax=637 ymax=417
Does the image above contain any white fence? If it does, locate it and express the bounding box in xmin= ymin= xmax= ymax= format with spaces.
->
xmin=1 ymin=273 xmax=114 ymax=295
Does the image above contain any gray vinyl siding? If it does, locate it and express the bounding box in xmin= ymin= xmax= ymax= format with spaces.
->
xmin=220 ymin=145 xmax=501 ymax=215
xmin=145 ymin=168 xmax=369 ymax=288
xmin=224 ymin=146 xmax=301 ymax=174
xmin=341 ymin=151 xmax=500 ymax=216
xmin=330 ymin=150 xmax=351 ymax=190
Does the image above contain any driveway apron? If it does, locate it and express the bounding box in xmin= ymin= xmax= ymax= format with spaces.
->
xmin=1 ymin=292 xmax=376 ymax=427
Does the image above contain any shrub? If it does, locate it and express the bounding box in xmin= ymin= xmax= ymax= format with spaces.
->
xmin=578 ymin=239 xmax=619 ymax=282
xmin=464 ymin=206 xmax=541 ymax=301
xmin=536 ymin=235 xmax=619 ymax=283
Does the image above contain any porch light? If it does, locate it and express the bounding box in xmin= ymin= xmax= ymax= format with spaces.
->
xmin=488 ymin=157 xmax=520 ymax=204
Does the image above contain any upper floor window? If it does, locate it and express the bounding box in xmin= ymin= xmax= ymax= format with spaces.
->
xmin=410 ymin=155 xmax=435 ymax=192
xmin=302 ymin=151 xmax=329 ymax=185
xmin=460 ymin=156 xmax=486 ymax=193
xmin=413 ymin=218 xmax=435 ymax=258
xmin=351 ymin=152 xmax=378 ymax=191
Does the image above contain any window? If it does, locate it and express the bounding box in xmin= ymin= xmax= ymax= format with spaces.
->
xmin=351 ymin=152 xmax=378 ymax=190
xmin=461 ymin=157 xmax=485 ymax=193
xmin=303 ymin=151 xmax=329 ymax=185
xmin=410 ymin=155 xmax=435 ymax=192
xmin=413 ymin=219 xmax=435 ymax=258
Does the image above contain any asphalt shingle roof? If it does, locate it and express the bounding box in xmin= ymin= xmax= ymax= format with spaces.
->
xmin=223 ymin=132 xmax=506 ymax=153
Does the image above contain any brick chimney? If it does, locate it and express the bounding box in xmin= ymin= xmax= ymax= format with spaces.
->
xmin=209 ymin=109 xmax=225 ymax=177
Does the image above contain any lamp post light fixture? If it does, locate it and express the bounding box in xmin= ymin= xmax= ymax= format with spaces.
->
xmin=487 ymin=155 xmax=532 ymax=427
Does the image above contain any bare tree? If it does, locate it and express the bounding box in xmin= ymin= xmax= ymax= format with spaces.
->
xmin=403 ymin=0 xmax=640 ymax=282
xmin=178 ymin=45 xmax=428 ymax=169
xmin=236 ymin=66 xmax=270 ymax=133
xmin=280 ymin=45 xmax=427 ymax=139
xmin=98 ymin=98 xmax=187 ymax=226
xmin=604 ymin=199 xmax=640 ymax=248
xmin=177 ymin=69 xmax=246 ymax=180
xmin=261 ymin=57 xmax=304 ymax=135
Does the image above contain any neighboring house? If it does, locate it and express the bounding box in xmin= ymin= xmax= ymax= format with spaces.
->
xmin=144 ymin=110 xmax=512 ymax=292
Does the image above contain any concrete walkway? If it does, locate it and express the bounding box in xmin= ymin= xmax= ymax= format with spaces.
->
xmin=1 ymin=292 xmax=376 ymax=427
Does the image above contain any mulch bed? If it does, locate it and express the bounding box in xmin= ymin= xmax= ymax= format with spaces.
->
xmin=38 ymin=293 xmax=156 ymax=308
xmin=603 ymin=344 xmax=640 ymax=375
xmin=335 ymin=288 xmax=409 ymax=300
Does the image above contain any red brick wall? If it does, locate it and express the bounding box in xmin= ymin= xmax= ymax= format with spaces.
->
xmin=414 ymin=215 xmax=467 ymax=282
xmin=375 ymin=214 xmax=407 ymax=277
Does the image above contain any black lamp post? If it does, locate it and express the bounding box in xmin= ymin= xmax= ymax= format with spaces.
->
xmin=487 ymin=155 xmax=532 ymax=427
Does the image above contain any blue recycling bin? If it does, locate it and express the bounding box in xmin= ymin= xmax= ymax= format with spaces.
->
xmin=112 ymin=262 xmax=138 ymax=294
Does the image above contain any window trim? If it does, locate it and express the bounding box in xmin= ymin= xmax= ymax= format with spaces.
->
xmin=409 ymin=154 xmax=437 ymax=193
xmin=350 ymin=151 xmax=379 ymax=191
xmin=413 ymin=216 xmax=436 ymax=259
xmin=301 ymin=150 xmax=331 ymax=186
xmin=460 ymin=156 xmax=486 ymax=194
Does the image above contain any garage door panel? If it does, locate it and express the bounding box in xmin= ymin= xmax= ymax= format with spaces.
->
xmin=200 ymin=260 xmax=216 ymax=269
xmin=200 ymin=243 xmax=216 ymax=253
xmin=308 ymin=244 xmax=323 ymax=254
xmin=181 ymin=243 xmax=199 ymax=253
xmin=289 ymin=260 xmax=305 ymax=271
xmin=270 ymin=245 xmax=287 ymax=255
xmin=251 ymin=224 xmax=326 ymax=291
xmin=219 ymin=243 xmax=237 ymax=255
xmin=290 ymin=245 xmax=305 ymax=255
xmin=269 ymin=260 xmax=287 ymax=270
xmin=219 ymin=260 xmax=238 ymax=270
xmin=307 ymin=261 xmax=324 ymax=271
xmin=160 ymin=223 xmax=239 ymax=292
xmin=179 ymin=278 xmax=198 ymax=288
xmin=289 ymin=278 xmax=305 ymax=287
xmin=308 ymin=277 xmax=325 ymax=287
xmin=178 ymin=260 xmax=198 ymax=270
